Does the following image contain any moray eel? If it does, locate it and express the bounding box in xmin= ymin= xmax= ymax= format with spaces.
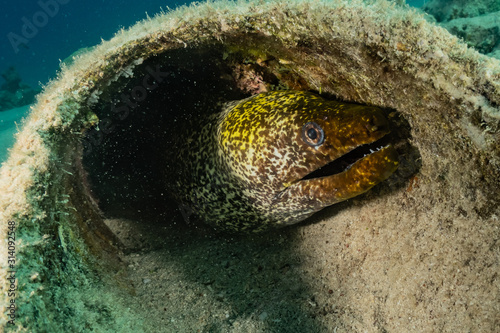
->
xmin=165 ymin=90 xmax=399 ymax=232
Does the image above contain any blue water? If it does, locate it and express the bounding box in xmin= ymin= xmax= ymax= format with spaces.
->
xmin=0 ymin=0 xmax=426 ymax=165
xmin=0 ymin=0 xmax=190 ymax=88
xmin=0 ymin=105 xmax=30 ymax=165
xmin=0 ymin=0 xmax=192 ymax=164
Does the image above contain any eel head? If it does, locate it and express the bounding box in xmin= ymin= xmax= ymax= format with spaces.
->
xmin=219 ymin=90 xmax=399 ymax=226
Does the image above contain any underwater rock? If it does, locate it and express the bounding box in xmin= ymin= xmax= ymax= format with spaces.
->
xmin=0 ymin=67 xmax=22 ymax=94
xmin=422 ymin=1 xmax=500 ymax=58
xmin=490 ymin=45 xmax=500 ymax=59
xmin=0 ymin=66 xmax=40 ymax=112
xmin=423 ymin=0 xmax=500 ymax=22
xmin=0 ymin=0 xmax=499 ymax=332
xmin=441 ymin=11 xmax=500 ymax=58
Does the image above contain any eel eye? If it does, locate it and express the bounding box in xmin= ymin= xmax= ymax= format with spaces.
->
xmin=302 ymin=122 xmax=324 ymax=147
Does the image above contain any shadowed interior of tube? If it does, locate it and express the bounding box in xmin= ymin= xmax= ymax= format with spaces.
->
xmin=82 ymin=47 xmax=249 ymax=222
xmin=80 ymin=46 xmax=418 ymax=227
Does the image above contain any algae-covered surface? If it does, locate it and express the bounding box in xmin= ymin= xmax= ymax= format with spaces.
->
xmin=0 ymin=0 xmax=499 ymax=332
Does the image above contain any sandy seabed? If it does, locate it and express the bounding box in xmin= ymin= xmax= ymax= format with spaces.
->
xmin=103 ymin=173 xmax=498 ymax=333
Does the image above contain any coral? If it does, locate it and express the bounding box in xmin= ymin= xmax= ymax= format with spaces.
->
xmin=232 ymin=63 xmax=268 ymax=95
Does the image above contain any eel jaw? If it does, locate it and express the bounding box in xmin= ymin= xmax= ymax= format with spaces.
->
xmin=273 ymin=144 xmax=399 ymax=217
xmin=303 ymin=144 xmax=398 ymax=203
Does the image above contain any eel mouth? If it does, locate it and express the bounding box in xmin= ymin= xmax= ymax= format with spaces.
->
xmin=302 ymin=135 xmax=395 ymax=181
xmin=274 ymin=135 xmax=398 ymax=210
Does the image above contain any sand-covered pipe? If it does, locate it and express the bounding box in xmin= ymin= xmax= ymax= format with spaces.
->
xmin=0 ymin=0 xmax=498 ymax=331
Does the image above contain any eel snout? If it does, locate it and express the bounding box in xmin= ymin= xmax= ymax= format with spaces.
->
xmin=302 ymin=144 xmax=399 ymax=203
xmin=275 ymin=143 xmax=399 ymax=213
xmin=274 ymin=103 xmax=399 ymax=213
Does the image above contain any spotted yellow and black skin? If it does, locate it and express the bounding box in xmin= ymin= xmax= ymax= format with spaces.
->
xmin=165 ymin=90 xmax=399 ymax=232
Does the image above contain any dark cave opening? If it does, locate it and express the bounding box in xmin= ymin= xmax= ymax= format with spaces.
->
xmin=81 ymin=47 xmax=249 ymax=223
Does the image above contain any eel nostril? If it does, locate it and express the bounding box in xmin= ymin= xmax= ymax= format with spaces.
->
xmin=367 ymin=113 xmax=389 ymax=133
